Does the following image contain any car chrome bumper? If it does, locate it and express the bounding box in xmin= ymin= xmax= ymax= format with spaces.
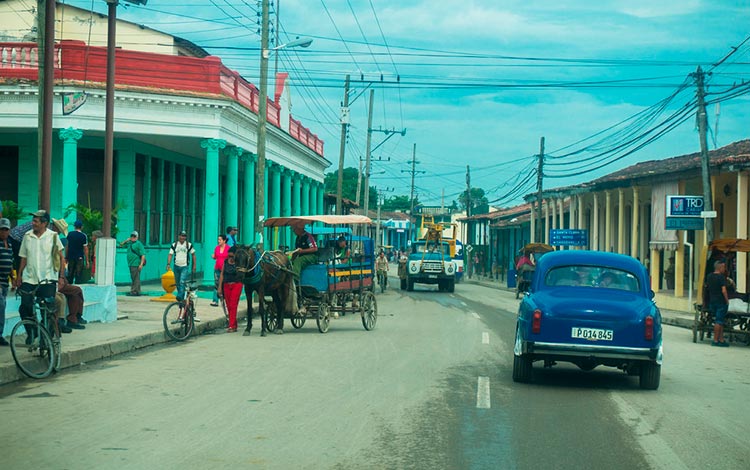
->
xmin=514 ymin=327 xmax=663 ymax=365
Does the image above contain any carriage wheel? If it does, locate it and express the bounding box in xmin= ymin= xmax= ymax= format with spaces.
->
xmin=361 ymin=291 xmax=378 ymax=331
xmin=316 ymin=301 xmax=330 ymax=333
xmin=264 ymin=298 xmax=278 ymax=332
xmin=291 ymin=310 xmax=306 ymax=329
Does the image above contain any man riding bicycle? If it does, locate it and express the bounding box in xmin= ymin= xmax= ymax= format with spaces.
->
xmin=375 ymin=250 xmax=389 ymax=289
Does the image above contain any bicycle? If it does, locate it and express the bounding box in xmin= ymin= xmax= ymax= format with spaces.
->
xmin=162 ymin=280 xmax=200 ymax=341
xmin=9 ymin=281 xmax=62 ymax=379
xmin=377 ymin=270 xmax=388 ymax=293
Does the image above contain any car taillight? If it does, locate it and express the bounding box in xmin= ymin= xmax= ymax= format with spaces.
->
xmin=532 ymin=309 xmax=542 ymax=334
xmin=644 ymin=316 xmax=654 ymax=341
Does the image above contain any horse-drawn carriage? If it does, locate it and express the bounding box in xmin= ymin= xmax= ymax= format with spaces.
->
xmin=693 ymin=238 xmax=750 ymax=345
xmin=515 ymin=243 xmax=555 ymax=299
xmin=261 ymin=215 xmax=378 ymax=334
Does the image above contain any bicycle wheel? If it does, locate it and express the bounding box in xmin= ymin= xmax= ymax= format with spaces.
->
xmin=10 ymin=320 xmax=56 ymax=379
xmin=163 ymin=302 xmax=192 ymax=341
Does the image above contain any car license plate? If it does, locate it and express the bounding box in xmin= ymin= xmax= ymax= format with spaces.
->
xmin=428 ymin=275 xmax=438 ymax=279
xmin=571 ymin=327 xmax=613 ymax=341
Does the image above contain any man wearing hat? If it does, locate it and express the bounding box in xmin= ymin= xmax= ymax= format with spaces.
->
xmin=120 ymin=231 xmax=146 ymax=296
xmin=0 ymin=217 xmax=16 ymax=345
xmin=166 ymin=230 xmax=196 ymax=304
xmin=14 ymin=210 xmax=72 ymax=334
xmin=65 ymin=220 xmax=89 ymax=284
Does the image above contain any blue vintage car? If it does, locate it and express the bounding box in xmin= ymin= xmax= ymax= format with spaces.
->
xmin=513 ymin=250 xmax=663 ymax=389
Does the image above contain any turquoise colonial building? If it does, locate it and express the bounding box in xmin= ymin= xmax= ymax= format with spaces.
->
xmin=0 ymin=2 xmax=329 ymax=285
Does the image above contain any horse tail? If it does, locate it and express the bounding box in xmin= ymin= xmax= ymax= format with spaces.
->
xmin=287 ymin=279 xmax=298 ymax=314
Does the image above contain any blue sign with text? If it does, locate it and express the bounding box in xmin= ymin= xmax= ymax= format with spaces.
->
xmin=550 ymin=229 xmax=589 ymax=246
xmin=665 ymin=217 xmax=704 ymax=230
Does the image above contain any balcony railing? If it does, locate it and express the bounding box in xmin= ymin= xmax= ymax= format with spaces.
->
xmin=0 ymin=40 xmax=323 ymax=155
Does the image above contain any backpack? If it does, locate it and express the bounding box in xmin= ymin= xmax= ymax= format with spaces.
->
xmin=171 ymin=241 xmax=194 ymax=264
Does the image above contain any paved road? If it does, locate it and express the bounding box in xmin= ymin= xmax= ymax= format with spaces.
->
xmin=1 ymin=281 xmax=748 ymax=469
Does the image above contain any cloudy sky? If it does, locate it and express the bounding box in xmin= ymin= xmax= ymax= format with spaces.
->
xmin=65 ymin=0 xmax=750 ymax=207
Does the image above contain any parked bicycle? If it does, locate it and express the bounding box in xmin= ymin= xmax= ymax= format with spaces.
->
xmin=9 ymin=281 xmax=62 ymax=379
xmin=162 ymin=280 xmax=200 ymax=341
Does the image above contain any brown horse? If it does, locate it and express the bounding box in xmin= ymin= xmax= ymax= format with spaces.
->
xmin=233 ymin=246 xmax=295 ymax=336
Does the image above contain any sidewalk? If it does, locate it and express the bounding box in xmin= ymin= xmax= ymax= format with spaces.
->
xmin=0 ymin=281 xmax=235 ymax=387
xmin=461 ymin=274 xmax=695 ymax=330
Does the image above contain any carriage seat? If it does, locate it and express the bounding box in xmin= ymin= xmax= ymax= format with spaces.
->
xmin=316 ymin=247 xmax=334 ymax=263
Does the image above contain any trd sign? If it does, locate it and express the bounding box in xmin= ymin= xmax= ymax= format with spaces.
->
xmin=667 ymin=195 xmax=704 ymax=218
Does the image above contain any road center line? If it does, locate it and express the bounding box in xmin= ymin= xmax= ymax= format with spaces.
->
xmin=482 ymin=332 xmax=489 ymax=344
xmin=476 ymin=377 xmax=491 ymax=409
xmin=471 ymin=311 xmax=480 ymax=319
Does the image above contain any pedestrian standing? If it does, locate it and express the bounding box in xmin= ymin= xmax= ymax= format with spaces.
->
xmin=211 ymin=234 xmax=229 ymax=307
xmin=226 ymin=226 xmax=238 ymax=247
xmin=0 ymin=217 xmax=15 ymax=345
xmin=166 ymin=230 xmax=196 ymax=303
xmin=65 ymin=220 xmax=89 ymax=284
xmin=14 ymin=210 xmax=72 ymax=334
xmin=707 ymin=259 xmax=730 ymax=347
xmin=218 ymin=246 xmax=242 ymax=332
xmin=121 ymin=231 xmax=146 ymax=296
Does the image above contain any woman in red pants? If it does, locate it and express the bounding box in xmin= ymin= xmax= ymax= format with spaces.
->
xmin=217 ymin=246 xmax=243 ymax=332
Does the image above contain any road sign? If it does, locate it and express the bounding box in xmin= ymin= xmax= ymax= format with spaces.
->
xmin=665 ymin=217 xmax=704 ymax=230
xmin=550 ymin=229 xmax=588 ymax=246
xmin=700 ymin=210 xmax=717 ymax=218
xmin=667 ymin=195 xmax=704 ymax=217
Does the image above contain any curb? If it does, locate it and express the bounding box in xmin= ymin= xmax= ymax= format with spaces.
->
xmin=0 ymin=316 xmax=228 ymax=386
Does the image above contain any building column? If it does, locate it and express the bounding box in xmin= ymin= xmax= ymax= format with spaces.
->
xmin=144 ymin=156 xmax=152 ymax=243
xmin=317 ymin=182 xmax=324 ymax=215
xmin=242 ymin=152 xmax=256 ymax=245
xmin=58 ymin=127 xmax=83 ymax=224
xmin=292 ymin=172 xmax=301 ymax=217
xmin=631 ymin=187 xmax=639 ymax=259
xmin=301 ymin=177 xmax=310 ymax=215
xmin=310 ymin=182 xmax=318 ymax=216
xmin=551 ymin=198 xmax=557 ymax=230
xmin=529 ymin=203 xmax=536 ymax=243
xmin=264 ymin=163 xmax=270 ymax=245
xmin=558 ymin=198 xmax=564 ymax=230
xmin=225 ymin=146 xmax=242 ymax=233
xmin=650 ymin=247 xmax=661 ymax=292
xmin=115 ymin=149 xmax=136 ymax=235
xmin=189 ymin=166 xmax=197 ymax=241
xmin=156 ymin=159 xmax=165 ymax=245
xmin=270 ymin=163 xmax=282 ymax=248
xmin=281 ymin=168 xmax=292 ymax=245
xmin=577 ymin=194 xmax=584 ymax=250
xmin=617 ymin=188 xmax=625 ymax=254
xmin=605 ymin=190 xmax=612 ymax=252
xmin=737 ymin=171 xmax=750 ymax=293
xmin=201 ymin=138 xmax=227 ymax=283
xmin=544 ymin=200 xmax=550 ymax=244
xmin=180 ymin=164 xmax=187 ymax=235
xmin=168 ymin=161 xmax=176 ymax=236
xmin=593 ymin=193 xmax=600 ymax=251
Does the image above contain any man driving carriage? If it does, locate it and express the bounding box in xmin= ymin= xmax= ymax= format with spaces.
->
xmin=290 ymin=221 xmax=318 ymax=279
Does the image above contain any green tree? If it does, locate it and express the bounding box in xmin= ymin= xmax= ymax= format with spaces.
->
xmin=324 ymin=167 xmax=376 ymax=209
xmin=382 ymin=195 xmax=420 ymax=212
xmin=458 ymin=187 xmax=488 ymax=212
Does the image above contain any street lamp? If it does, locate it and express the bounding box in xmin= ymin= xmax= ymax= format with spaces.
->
xmin=254 ymin=1 xmax=312 ymax=246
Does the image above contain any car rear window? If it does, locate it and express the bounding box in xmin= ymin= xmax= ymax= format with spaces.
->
xmin=545 ymin=265 xmax=640 ymax=292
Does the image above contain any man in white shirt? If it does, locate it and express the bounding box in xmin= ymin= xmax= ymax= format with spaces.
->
xmin=166 ymin=230 xmax=197 ymax=303
xmin=14 ymin=210 xmax=71 ymax=334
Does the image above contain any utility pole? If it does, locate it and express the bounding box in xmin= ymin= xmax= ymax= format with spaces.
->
xmin=355 ymin=159 xmax=363 ymax=206
xmin=466 ymin=165 xmax=472 ymax=217
xmin=38 ymin=0 xmax=54 ymax=213
xmin=335 ymin=74 xmax=351 ymax=215
xmin=375 ymin=187 xmax=393 ymax=250
xmin=254 ymin=0 xmax=270 ymax=243
xmin=536 ymin=136 xmax=545 ymax=242
xmin=693 ymin=66 xmax=714 ymax=242
xmin=363 ymin=89 xmax=375 ymax=217
xmin=401 ymin=143 xmax=424 ymax=244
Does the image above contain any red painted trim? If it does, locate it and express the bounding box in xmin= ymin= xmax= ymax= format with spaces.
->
xmin=0 ymin=41 xmax=322 ymax=155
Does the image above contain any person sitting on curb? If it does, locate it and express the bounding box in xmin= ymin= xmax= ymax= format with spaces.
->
xmin=56 ymin=275 xmax=85 ymax=330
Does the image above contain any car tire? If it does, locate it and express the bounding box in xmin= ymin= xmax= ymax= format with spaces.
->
xmin=447 ymin=279 xmax=455 ymax=293
xmin=400 ymin=279 xmax=407 ymax=290
xmin=512 ymin=354 xmax=533 ymax=383
xmin=639 ymin=362 xmax=661 ymax=390
xmin=407 ymin=279 xmax=414 ymax=292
